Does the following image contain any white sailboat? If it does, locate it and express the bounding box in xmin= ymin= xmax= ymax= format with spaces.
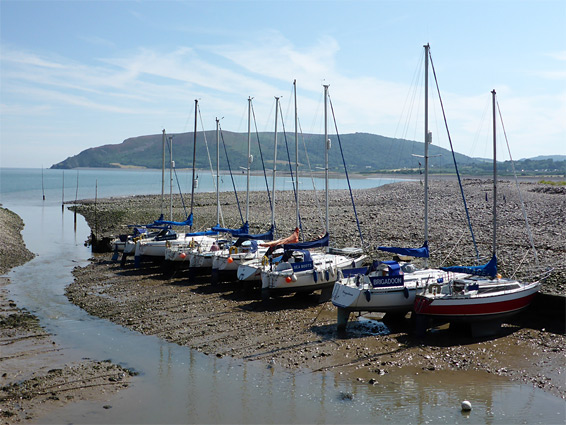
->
xmin=331 ymin=44 xmax=467 ymax=330
xmin=134 ymin=100 xmax=214 ymax=265
xmin=260 ymin=84 xmax=366 ymax=301
xmin=111 ymin=129 xmax=175 ymax=257
xmin=413 ymin=89 xmax=546 ymax=337
xmin=164 ymin=116 xmax=225 ymax=271
xmin=211 ymin=97 xmax=274 ymax=282
xmin=236 ymin=94 xmax=296 ymax=284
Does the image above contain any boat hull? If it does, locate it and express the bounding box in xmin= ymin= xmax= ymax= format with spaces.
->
xmin=332 ymin=284 xmax=417 ymax=313
xmin=261 ymin=254 xmax=366 ymax=297
xmin=237 ymin=259 xmax=264 ymax=282
xmin=413 ymin=282 xmax=540 ymax=322
xmin=331 ymin=268 xmax=464 ymax=314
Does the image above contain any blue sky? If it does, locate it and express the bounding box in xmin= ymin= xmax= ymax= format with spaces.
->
xmin=1 ymin=0 xmax=565 ymax=168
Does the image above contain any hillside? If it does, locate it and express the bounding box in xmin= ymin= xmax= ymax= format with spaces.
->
xmin=51 ymin=131 xmax=566 ymax=176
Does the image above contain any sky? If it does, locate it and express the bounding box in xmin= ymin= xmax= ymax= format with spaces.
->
xmin=1 ymin=0 xmax=565 ymax=169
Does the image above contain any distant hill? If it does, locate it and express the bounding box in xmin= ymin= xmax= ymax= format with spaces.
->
xmin=50 ymin=131 xmax=566 ymax=176
xmin=520 ymin=155 xmax=566 ymax=162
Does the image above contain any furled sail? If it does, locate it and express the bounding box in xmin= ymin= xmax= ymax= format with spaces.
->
xmin=440 ymin=254 xmax=498 ymax=277
xmin=185 ymin=229 xmax=219 ymax=237
xmin=378 ymin=241 xmax=429 ymax=258
xmin=283 ymin=232 xmax=329 ymax=250
xmin=211 ymin=222 xmax=250 ymax=236
xmin=260 ymin=228 xmax=299 ymax=247
xmin=233 ymin=225 xmax=275 ymax=242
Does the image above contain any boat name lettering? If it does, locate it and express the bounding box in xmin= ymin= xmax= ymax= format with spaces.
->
xmin=369 ymin=276 xmax=404 ymax=287
xmin=291 ymin=261 xmax=314 ymax=272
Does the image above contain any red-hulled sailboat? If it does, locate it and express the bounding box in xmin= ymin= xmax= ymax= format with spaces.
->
xmin=413 ymin=90 xmax=549 ymax=337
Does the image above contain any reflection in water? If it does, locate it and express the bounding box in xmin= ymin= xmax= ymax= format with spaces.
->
xmin=3 ymin=201 xmax=564 ymax=424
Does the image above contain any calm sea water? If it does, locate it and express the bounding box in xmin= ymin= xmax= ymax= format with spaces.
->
xmin=1 ymin=168 xmax=564 ymax=424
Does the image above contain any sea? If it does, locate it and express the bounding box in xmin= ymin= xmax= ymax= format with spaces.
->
xmin=0 ymin=167 xmax=564 ymax=424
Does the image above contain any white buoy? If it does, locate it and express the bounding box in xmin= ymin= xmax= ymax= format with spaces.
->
xmin=461 ymin=400 xmax=472 ymax=411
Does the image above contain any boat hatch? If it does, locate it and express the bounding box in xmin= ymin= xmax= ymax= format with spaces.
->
xmin=401 ymin=263 xmax=417 ymax=273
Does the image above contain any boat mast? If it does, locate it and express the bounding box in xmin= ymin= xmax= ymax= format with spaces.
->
xmin=75 ymin=170 xmax=79 ymax=203
xmin=161 ymin=129 xmax=165 ymax=218
xmin=492 ymin=89 xmax=497 ymax=258
xmin=169 ymin=135 xmax=173 ymax=221
xmin=294 ymin=81 xmax=299 ymax=231
xmin=324 ymin=84 xmax=330 ymax=235
xmin=190 ymin=99 xmax=198 ymax=230
xmin=61 ymin=170 xmax=64 ymax=211
xmin=246 ymin=97 xmax=252 ymax=224
xmin=216 ymin=117 xmax=220 ymax=226
xmin=424 ymin=43 xmax=430 ymax=267
xmin=272 ymin=97 xmax=280 ymax=232
xmin=41 ymin=166 xmax=45 ymax=201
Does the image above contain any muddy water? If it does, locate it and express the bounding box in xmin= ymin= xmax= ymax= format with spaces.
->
xmin=4 ymin=198 xmax=564 ymax=424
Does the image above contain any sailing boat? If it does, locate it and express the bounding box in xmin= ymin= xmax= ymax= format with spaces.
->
xmin=260 ymin=84 xmax=366 ymax=301
xmin=236 ymin=94 xmax=300 ymax=284
xmin=210 ymin=97 xmax=275 ymax=283
xmin=165 ymin=117 xmax=228 ymax=273
xmin=134 ymin=100 xmax=213 ymax=266
xmin=111 ymin=129 xmax=174 ymax=258
xmin=413 ymin=89 xmax=544 ymax=337
xmin=331 ymin=44 xmax=467 ymax=330
xmin=165 ymin=118 xmax=223 ymax=269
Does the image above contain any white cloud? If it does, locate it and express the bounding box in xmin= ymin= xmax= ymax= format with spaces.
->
xmin=1 ymin=32 xmax=565 ymax=168
xmin=546 ymin=50 xmax=566 ymax=61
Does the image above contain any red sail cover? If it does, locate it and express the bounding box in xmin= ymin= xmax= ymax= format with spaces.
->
xmin=260 ymin=228 xmax=299 ymax=247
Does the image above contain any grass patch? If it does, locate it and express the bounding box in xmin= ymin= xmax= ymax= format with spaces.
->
xmin=539 ymin=180 xmax=566 ymax=186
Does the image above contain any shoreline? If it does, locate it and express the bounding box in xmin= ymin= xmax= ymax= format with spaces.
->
xmin=0 ymin=207 xmax=133 ymax=424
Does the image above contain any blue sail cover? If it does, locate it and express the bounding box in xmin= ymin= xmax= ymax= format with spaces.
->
xmin=232 ymin=238 xmax=259 ymax=252
xmin=152 ymin=213 xmax=194 ymax=227
xmin=441 ymin=254 xmax=498 ymax=277
xmin=378 ymin=241 xmax=430 ymax=258
xmin=284 ymin=232 xmax=329 ymax=250
xmin=233 ymin=225 xmax=275 ymax=242
xmin=211 ymin=222 xmax=250 ymax=236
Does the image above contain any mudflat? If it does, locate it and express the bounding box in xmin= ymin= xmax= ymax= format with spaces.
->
xmin=0 ymin=207 xmax=133 ymax=424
